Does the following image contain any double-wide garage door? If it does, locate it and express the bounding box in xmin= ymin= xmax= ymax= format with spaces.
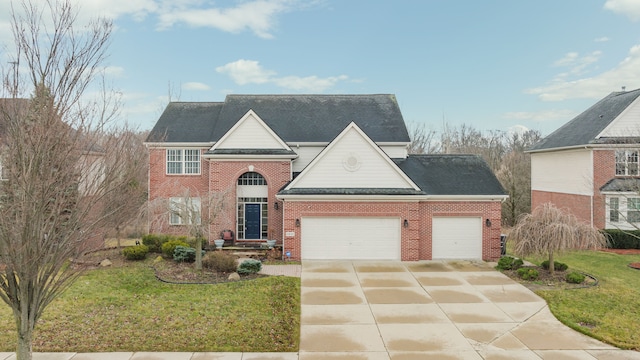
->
xmin=301 ymin=217 xmax=401 ymax=260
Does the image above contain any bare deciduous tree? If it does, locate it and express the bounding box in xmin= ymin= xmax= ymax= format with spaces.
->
xmin=0 ymin=1 xmax=135 ymax=359
xmin=509 ymin=203 xmax=608 ymax=273
xmin=408 ymin=121 xmax=440 ymax=154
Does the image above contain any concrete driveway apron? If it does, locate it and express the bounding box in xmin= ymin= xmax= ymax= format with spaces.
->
xmin=299 ymin=260 xmax=640 ymax=360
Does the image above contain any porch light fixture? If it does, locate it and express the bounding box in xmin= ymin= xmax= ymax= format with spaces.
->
xmin=485 ymin=218 xmax=492 ymax=228
xmin=295 ymin=219 xmax=300 ymax=227
xmin=403 ymin=219 xmax=409 ymax=228
xmin=274 ymin=202 xmax=279 ymax=210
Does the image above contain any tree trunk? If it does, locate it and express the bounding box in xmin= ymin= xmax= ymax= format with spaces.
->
xmin=195 ymin=237 xmax=202 ymax=270
xmin=116 ymin=225 xmax=121 ymax=248
xmin=548 ymin=250 xmax=555 ymax=274
xmin=17 ymin=324 xmax=33 ymax=360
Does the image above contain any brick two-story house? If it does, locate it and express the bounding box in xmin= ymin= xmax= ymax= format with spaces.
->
xmin=530 ymin=88 xmax=640 ymax=230
xmin=145 ymin=94 xmax=507 ymax=261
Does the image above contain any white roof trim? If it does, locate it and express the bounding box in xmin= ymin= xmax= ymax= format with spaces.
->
xmin=285 ymin=122 xmax=420 ymax=191
xmin=209 ymin=109 xmax=292 ymax=152
xmin=145 ymin=142 xmax=214 ymax=148
xmin=276 ymin=194 xmax=508 ymax=202
xmin=596 ymin=95 xmax=640 ymax=139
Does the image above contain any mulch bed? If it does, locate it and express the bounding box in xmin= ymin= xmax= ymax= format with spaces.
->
xmin=599 ymin=248 xmax=640 ymax=255
xmin=501 ymin=266 xmax=597 ymax=291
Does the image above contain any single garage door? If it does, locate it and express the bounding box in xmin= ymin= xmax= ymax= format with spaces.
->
xmin=301 ymin=217 xmax=401 ymax=260
xmin=432 ymin=217 xmax=482 ymax=259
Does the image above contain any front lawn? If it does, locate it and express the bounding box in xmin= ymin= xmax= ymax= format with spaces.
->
xmin=527 ymin=250 xmax=640 ymax=350
xmin=0 ymin=258 xmax=300 ymax=352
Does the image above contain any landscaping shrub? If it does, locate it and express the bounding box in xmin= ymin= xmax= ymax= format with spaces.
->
xmin=173 ymin=246 xmax=205 ymax=263
xmin=185 ymin=237 xmax=207 ymax=250
xmin=566 ymin=271 xmax=586 ymax=284
xmin=142 ymin=234 xmax=171 ymax=253
xmin=516 ymin=267 xmax=539 ymax=281
xmin=162 ymin=239 xmax=190 ymax=258
xmin=496 ymin=256 xmax=523 ymax=270
xmin=541 ymin=260 xmax=568 ymax=272
xmin=202 ymin=251 xmax=238 ymax=273
xmin=602 ymin=229 xmax=640 ymax=249
xmin=237 ymin=259 xmax=262 ymax=275
xmin=122 ymin=244 xmax=149 ymax=260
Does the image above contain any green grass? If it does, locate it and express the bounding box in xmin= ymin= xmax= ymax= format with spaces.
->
xmin=525 ymin=250 xmax=640 ymax=350
xmin=0 ymin=261 xmax=300 ymax=352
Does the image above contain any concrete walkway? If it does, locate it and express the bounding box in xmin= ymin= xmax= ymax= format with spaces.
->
xmin=3 ymin=261 xmax=640 ymax=359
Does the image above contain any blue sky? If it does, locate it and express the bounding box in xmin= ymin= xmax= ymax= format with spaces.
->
xmin=2 ymin=0 xmax=640 ymax=135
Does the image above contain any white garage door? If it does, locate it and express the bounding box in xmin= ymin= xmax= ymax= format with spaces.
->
xmin=432 ymin=217 xmax=482 ymax=259
xmin=301 ymin=217 xmax=401 ymax=260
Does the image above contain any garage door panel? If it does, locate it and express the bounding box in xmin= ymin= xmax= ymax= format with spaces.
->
xmin=302 ymin=217 xmax=400 ymax=260
xmin=432 ymin=217 xmax=482 ymax=259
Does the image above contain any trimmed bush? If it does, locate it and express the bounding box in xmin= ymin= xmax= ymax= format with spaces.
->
xmin=237 ymin=259 xmax=262 ymax=275
xmin=202 ymin=251 xmax=238 ymax=273
xmin=602 ymin=229 xmax=640 ymax=249
xmin=142 ymin=234 xmax=171 ymax=253
xmin=516 ymin=267 xmax=539 ymax=281
xmin=173 ymin=246 xmax=205 ymax=263
xmin=122 ymin=244 xmax=149 ymax=261
xmin=162 ymin=239 xmax=190 ymax=258
xmin=496 ymin=256 xmax=524 ymax=270
xmin=541 ymin=260 xmax=568 ymax=272
xmin=566 ymin=271 xmax=586 ymax=284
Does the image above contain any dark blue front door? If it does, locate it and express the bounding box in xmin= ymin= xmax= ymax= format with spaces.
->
xmin=245 ymin=203 xmax=261 ymax=239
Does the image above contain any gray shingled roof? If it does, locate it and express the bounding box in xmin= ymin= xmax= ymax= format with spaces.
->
xmin=146 ymin=94 xmax=409 ymax=144
xmin=600 ymin=178 xmax=640 ymax=192
xmin=530 ymin=89 xmax=640 ymax=151
xmin=278 ymin=154 xmax=506 ymax=197
xmin=397 ymin=154 xmax=506 ymax=196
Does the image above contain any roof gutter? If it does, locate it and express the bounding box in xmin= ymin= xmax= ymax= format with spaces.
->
xmin=276 ymin=194 xmax=509 ymax=202
xmin=145 ymin=142 xmax=215 ymax=148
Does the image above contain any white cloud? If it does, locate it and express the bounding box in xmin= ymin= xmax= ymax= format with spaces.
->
xmin=503 ymin=109 xmax=578 ymax=122
xmin=604 ymin=0 xmax=640 ymax=21
xmin=182 ymin=82 xmax=210 ymax=91
xmin=216 ymin=59 xmax=275 ymax=85
xmin=156 ymin=0 xmax=293 ymax=38
xmin=552 ymin=51 xmax=602 ymax=79
xmin=526 ymin=45 xmax=640 ymax=101
xmin=103 ymin=66 xmax=125 ymax=77
xmin=594 ymin=36 xmax=610 ymax=43
xmin=216 ymin=59 xmax=349 ymax=92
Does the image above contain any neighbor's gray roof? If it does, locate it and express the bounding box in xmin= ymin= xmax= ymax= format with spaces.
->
xmin=146 ymin=94 xmax=409 ymax=144
xmin=529 ymin=88 xmax=640 ymax=152
xmin=600 ymin=178 xmax=640 ymax=192
xmin=278 ymin=154 xmax=506 ymax=197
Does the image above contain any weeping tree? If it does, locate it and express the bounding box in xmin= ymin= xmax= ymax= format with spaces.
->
xmin=0 ymin=1 xmax=135 ymax=359
xmin=509 ymin=203 xmax=608 ymax=273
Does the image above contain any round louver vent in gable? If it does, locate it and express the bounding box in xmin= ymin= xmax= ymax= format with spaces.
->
xmin=343 ymin=153 xmax=362 ymax=172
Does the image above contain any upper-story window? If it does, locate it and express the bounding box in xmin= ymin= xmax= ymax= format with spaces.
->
xmin=615 ymin=150 xmax=639 ymax=176
xmin=167 ymin=149 xmax=200 ymax=175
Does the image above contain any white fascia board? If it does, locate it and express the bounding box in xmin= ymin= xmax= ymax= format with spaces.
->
xmin=526 ymin=145 xmax=590 ymax=154
xmin=276 ymin=194 xmax=508 ymax=202
xmin=145 ymin=142 xmax=213 ymax=148
xmin=202 ymin=154 xmax=298 ymax=160
xmin=601 ymin=191 xmax=639 ymax=195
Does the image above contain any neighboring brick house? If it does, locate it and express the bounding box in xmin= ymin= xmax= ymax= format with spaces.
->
xmin=145 ymin=94 xmax=507 ymax=261
xmin=530 ymin=88 xmax=640 ymax=230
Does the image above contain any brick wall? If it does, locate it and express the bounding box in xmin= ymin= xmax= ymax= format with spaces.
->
xmin=283 ymin=200 xmax=502 ymax=261
xmin=531 ymin=190 xmax=593 ymax=225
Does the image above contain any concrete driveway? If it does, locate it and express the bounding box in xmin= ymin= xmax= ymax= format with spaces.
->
xmin=299 ymin=260 xmax=640 ymax=360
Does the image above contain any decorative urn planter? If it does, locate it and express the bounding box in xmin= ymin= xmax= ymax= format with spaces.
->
xmin=214 ymin=239 xmax=225 ymax=249
xmin=266 ymin=239 xmax=276 ymax=249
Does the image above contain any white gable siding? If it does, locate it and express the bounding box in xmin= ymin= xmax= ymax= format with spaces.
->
xmin=598 ymin=96 xmax=640 ymax=138
xmin=531 ymin=149 xmax=593 ymax=195
xmin=217 ymin=113 xmax=284 ymax=149
xmin=291 ymin=144 xmax=408 ymax=172
xmin=292 ymin=128 xmax=413 ymax=188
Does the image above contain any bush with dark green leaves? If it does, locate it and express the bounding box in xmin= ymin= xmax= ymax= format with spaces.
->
xmin=142 ymin=234 xmax=171 ymax=253
xmin=516 ymin=267 xmax=539 ymax=281
xmin=173 ymin=246 xmax=205 ymax=263
xmin=496 ymin=256 xmax=524 ymax=270
xmin=601 ymin=229 xmax=640 ymax=249
xmin=202 ymin=251 xmax=238 ymax=273
xmin=122 ymin=244 xmax=149 ymax=261
xmin=541 ymin=260 xmax=568 ymax=272
xmin=566 ymin=271 xmax=586 ymax=284
xmin=162 ymin=239 xmax=190 ymax=258
xmin=237 ymin=259 xmax=262 ymax=275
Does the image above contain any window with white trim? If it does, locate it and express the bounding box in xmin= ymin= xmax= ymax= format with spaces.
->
xmin=169 ymin=197 xmax=201 ymax=225
xmin=615 ymin=150 xmax=639 ymax=176
xmin=628 ymin=198 xmax=640 ymax=223
xmin=167 ymin=149 xmax=200 ymax=175
xmin=609 ymin=197 xmax=619 ymax=222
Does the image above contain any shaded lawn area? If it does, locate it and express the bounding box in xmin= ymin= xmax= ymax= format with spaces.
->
xmin=532 ymin=251 xmax=640 ymax=350
xmin=0 ymin=261 xmax=300 ymax=352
